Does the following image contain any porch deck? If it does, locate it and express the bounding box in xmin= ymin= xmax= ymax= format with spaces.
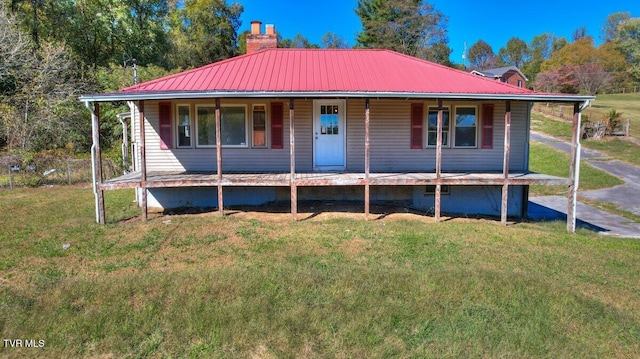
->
xmin=99 ymin=171 xmax=569 ymax=190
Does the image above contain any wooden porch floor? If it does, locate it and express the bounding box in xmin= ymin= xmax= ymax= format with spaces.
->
xmin=99 ymin=171 xmax=569 ymax=190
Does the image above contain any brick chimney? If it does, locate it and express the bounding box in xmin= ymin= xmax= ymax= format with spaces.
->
xmin=246 ymin=21 xmax=277 ymax=54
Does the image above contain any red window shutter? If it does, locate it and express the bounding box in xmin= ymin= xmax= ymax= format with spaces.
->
xmin=159 ymin=102 xmax=172 ymax=150
xmin=271 ymin=102 xmax=284 ymax=149
xmin=410 ymin=103 xmax=423 ymax=149
xmin=482 ymin=104 xmax=494 ymax=149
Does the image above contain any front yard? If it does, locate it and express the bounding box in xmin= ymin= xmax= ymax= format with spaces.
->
xmin=1 ymin=186 xmax=639 ymax=358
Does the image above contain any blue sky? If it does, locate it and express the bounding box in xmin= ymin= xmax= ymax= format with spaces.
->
xmin=237 ymin=0 xmax=640 ymax=63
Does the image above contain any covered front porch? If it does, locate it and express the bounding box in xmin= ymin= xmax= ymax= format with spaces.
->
xmin=87 ymin=98 xmax=585 ymax=231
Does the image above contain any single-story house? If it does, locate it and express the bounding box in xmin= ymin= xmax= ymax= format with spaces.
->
xmin=80 ymin=22 xmax=592 ymax=232
xmin=471 ymin=66 xmax=528 ymax=88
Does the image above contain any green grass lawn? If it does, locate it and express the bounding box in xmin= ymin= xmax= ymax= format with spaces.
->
xmin=534 ymin=93 xmax=640 ymax=139
xmin=531 ymin=112 xmax=640 ymax=167
xmin=528 ymin=141 xmax=624 ymax=196
xmin=1 ymin=186 xmax=639 ymax=358
xmin=589 ymin=93 xmax=640 ymax=138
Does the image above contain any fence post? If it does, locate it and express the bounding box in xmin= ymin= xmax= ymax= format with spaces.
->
xmin=67 ymin=160 xmax=72 ymax=185
xmin=8 ymin=165 xmax=13 ymax=189
xmin=626 ymin=119 xmax=630 ymax=137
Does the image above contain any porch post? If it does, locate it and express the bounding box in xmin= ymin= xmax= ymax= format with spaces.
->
xmin=139 ymin=100 xmax=148 ymax=220
xmin=290 ymin=99 xmax=297 ymax=220
xmin=215 ymin=99 xmax=224 ymax=216
xmin=568 ymin=103 xmax=581 ymax=233
xmin=364 ymin=99 xmax=370 ymax=218
xmin=91 ymin=102 xmax=105 ymax=224
xmin=435 ymin=99 xmax=443 ymax=222
xmin=501 ymin=100 xmax=511 ymax=225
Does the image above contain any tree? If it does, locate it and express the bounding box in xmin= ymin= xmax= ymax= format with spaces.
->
xmin=498 ymin=37 xmax=529 ymax=67
xmin=572 ymin=26 xmax=587 ymax=41
xmin=572 ymin=63 xmax=613 ymax=94
xmin=537 ymin=37 xmax=626 ymax=94
xmin=614 ymin=17 xmax=640 ymax=83
xmin=601 ymin=11 xmax=631 ymax=42
xmin=292 ymin=34 xmax=319 ymax=48
xmin=522 ymin=33 xmax=556 ymax=82
xmin=1 ymin=4 xmax=90 ymax=152
xmin=9 ymin=0 xmax=174 ymax=69
xmin=467 ymin=39 xmax=497 ymax=70
xmin=237 ymin=30 xmax=249 ymax=54
xmin=533 ymin=65 xmax=577 ymax=93
xmin=168 ymin=0 xmax=243 ymax=69
xmin=322 ymin=32 xmax=348 ymax=49
xmin=355 ymin=0 xmax=451 ymax=64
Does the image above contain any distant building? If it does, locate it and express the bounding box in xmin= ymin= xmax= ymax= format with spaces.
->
xmin=471 ymin=66 xmax=528 ymax=88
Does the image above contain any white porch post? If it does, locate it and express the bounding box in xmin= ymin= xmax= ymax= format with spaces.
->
xmin=89 ymin=102 xmax=105 ymax=224
xmin=501 ymin=100 xmax=512 ymax=225
xmin=568 ymin=103 xmax=582 ymax=233
xmin=290 ymin=99 xmax=297 ymax=220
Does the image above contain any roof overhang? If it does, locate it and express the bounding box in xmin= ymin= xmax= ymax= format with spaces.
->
xmin=80 ymin=91 xmax=594 ymax=104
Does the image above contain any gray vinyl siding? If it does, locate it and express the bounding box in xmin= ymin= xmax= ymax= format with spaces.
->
xmin=142 ymin=99 xmax=314 ymax=172
xmin=139 ymin=98 xmax=530 ymax=173
xmin=346 ymin=99 xmax=529 ymax=172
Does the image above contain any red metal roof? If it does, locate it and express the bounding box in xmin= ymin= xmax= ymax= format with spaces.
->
xmin=81 ymin=49 xmax=593 ymax=102
xmin=124 ymin=49 xmax=531 ymax=94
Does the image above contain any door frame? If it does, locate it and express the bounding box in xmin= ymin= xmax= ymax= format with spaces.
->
xmin=312 ymin=99 xmax=347 ymax=171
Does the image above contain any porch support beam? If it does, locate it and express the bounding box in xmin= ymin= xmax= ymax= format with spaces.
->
xmin=215 ymin=99 xmax=223 ymax=216
xmin=90 ymin=102 xmax=105 ymax=224
xmin=501 ymin=100 xmax=511 ymax=225
xmin=139 ymin=100 xmax=148 ymax=221
xmin=364 ymin=99 xmax=370 ymax=218
xmin=568 ymin=102 xmax=581 ymax=233
xmin=435 ymin=99 xmax=443 ymax=222
xmin=290 ymin=99 xmax=297 ymax=220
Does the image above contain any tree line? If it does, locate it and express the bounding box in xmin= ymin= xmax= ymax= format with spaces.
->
xmin=1 ymin=0 xmax=639 ymax=157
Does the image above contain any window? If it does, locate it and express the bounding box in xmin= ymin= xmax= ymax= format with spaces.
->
xmin=221 ymin=106 xmax=247 ymax=146
xmin=427 ymin=107 xmax=450 ymax=147
xmin=196 ymin=105 xmax=247 ymax=147
xmin=176 ymin=104 xmax=192 ymax=148
xmin=252 ymin=105 xmax=267 ymax=147
xmin=517 ymin=79 xmax=523 ymax=87
xmin=425 ymin=185 xmax=450 ymax=194
xmin=197 ymin=105 xmax=216 ymax=147
xmin=320 ymin=105 xmax=339 ymax=135
xmin=454 ymin=106 xmax=477 ymax=147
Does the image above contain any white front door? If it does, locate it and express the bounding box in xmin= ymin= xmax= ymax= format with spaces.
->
xmin=314 ymin=100 xmax=346 ymax=169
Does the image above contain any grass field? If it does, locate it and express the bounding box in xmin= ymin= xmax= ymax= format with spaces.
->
xmin=528 ymin=141 xmax=624 ymax=196
xmin=1 ymin=186 xmax=639 ymax=358
xmin=534 ymin=93 xmax=640 ymax=139
xmin=589 ymin=93 xmax=640 ymax=138
xmin=531 ymin=112 xmax=640 ymax=167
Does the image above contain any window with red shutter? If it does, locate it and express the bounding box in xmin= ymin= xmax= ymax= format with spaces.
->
xmin=481 ymin=104 xmax=494 ymax=149
xmin=159 ymin=102 xmax=172 ymax=150
xmin=270 ymin=102 xmax=284 ymax=149
xmin=411 ymin=103 xmax=423 ymax=149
